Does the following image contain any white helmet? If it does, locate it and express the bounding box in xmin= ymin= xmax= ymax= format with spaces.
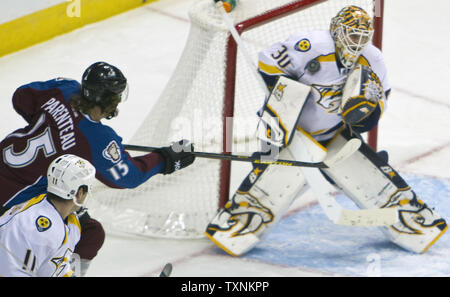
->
xmin=47 ymin=154 xmax=96 ymax=207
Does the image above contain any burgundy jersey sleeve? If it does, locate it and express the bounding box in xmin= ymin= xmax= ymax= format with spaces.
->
xmin=76 ymin=116 xmax=165 ymax=189
xmin=12 ymin=79 xmax=80 ymax=124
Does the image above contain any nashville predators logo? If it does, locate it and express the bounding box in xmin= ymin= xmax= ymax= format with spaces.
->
xmin=295 ymin=38 xmax=311 ymax=52
xmin=208 ymin=193 xmax=274 ymax=237
xmin=313 ymin=83 xmax=345 ymax=113
xmin=75 ymin=160 xmax=86 ymax=168
xmin=36 ymin=216 xmax=52 ymax=232
xmin=382 ymin=190 xmax=446 ymax=235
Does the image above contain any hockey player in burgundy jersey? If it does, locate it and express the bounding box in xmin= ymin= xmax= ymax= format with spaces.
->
xmin=0 ymin=61 xmax=195 ymax=275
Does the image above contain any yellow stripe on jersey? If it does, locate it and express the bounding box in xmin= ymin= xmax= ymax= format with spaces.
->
xmin=316 ymin=53 xmax=336 ymax=63
xmin=357 ymin=55 xmax=370 ymax=67
xmin=379 ymin=100 xmax=385 ymax=117
xmin=321 ymin=89 xmax=342 ymax=99
xmin=315 ymin=53 xmax=370 ymax=67
xmin=67 ymin=213 xmax=81 ymax=233
xmin=17 ymin=194 xmax=47 ymax=214
xmin=309 ymin=129 xmax=328 ymax=136
xmin=61 ymin=225 xmax=68 ymax=247
xmin=258 ymin=61 xmax=284 ymax=75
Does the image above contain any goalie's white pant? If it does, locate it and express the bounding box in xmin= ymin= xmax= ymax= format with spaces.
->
xmin=205 ymin=130 xmax=447 ymax=256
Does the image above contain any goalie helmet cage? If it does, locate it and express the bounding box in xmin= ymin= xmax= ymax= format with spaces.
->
xmin=88 ymin=0 xmax=384 ymax=238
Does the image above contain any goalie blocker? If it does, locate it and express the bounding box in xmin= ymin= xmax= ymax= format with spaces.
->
xmin=205 ymin=76 xmax=447 ymax=256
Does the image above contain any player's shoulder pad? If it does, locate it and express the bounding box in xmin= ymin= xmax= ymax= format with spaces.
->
xmin=285 ymin=31 xmax=335 ymax=70
xmin=80 ymin=118 xmax=124 ymax=164
xmin=66 ymin=213 xmax=82 ymax=235
xmin=288 ymin=31 xmax=334 ymax=53
xmin=23 ymin=199 xmax=67 ymax=248
xmin=359 ymin=44 xmax=390 ymax=91
xmin=16 ymin=78 xmax=81 ymax=103
xmin=360 ymin=44 xmax=384 ymax=66
xmin=53 ymin=78 xmax=81 ymax=102
xmin=17 ymin=78 xmax=79 ymax=91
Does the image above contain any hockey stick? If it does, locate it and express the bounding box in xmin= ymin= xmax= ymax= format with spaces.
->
xmin=300 ymin=182 xmax=398 ymax=227
xmin=215 ymin=1 xmax=269 ymax=92
xmin=123 ymin=138 xmax=361 ymax=169
xmin=159 ymin=263 xmax=172 ymax=277
xmin=316 ymin=182 xmax=398 ymax=227
xmin=290 ymin=132 xmax=399 ymax=227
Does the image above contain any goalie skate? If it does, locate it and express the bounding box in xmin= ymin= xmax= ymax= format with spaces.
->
xmin=205 ymin=150 xmax=306 ymax=256
xmin=205 ymin=192 xmax=274 ymax=256
xmin=381 ymin=189 xmax=447 ymax=253
xmin=323 ymin=131 xmax=447 ymax=253
xmin=205 ymin=77 xmax=311 ymax=256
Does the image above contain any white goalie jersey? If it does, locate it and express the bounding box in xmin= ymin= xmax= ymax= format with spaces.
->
xmin=258 ymin=30 xmax=390 ymax=141
xmin=0 ymin=194 xmax=81 ymax=277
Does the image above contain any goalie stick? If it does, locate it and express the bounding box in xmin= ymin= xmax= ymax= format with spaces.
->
xmin=215 ymin=1 xmax=269 ymax=93
xmin=290 ymin=131 xmax=399 ymax=227
xmin=123 ymin=138 xmax=361 ymax=169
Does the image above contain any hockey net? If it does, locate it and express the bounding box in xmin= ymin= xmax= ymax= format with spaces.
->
xmin=88 ymin=0 xmax=380 ymax=238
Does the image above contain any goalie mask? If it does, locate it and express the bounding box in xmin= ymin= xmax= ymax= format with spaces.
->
xmin=330 ymin=6 xmax=374 ymax=69
xmin=81 ymin=62 xmax=129 ymax=119
xmin=47 ymin=154 xmax=96 ymax=207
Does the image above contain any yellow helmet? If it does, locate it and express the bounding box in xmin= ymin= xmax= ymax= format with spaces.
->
xmin=330 ymin=6 xmax=374 ymax=69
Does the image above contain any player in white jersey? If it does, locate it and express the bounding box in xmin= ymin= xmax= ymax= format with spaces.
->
xmin=205 ymin=6 xmax=446 ymax=256
xmin=0 ymin=154 xmax=95 ymax=277
xmin=257 ymin=13 xmax=388 ymax=142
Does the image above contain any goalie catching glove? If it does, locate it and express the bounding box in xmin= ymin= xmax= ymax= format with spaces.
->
xmin=340 ymin=65 xmax=384 ymax=126
xmin=155 ymin=139 xmax=195 ymax=174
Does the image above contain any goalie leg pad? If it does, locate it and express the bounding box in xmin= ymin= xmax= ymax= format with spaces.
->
xmin=322 ymin=131 xmax=447 ymax=253
xmin=205 ymin=149 xmax=306 ymax=256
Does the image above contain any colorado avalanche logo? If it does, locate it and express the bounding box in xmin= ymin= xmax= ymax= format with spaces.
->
xmin=102 ymin=140 xmax=121 ymax=163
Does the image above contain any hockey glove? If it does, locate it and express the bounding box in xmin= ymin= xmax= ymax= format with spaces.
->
xmin=340 ymin=65 xmax=384 ymax=126
xmin=341 ymin=95 xmax=378 ymax=126
xmin=155 ymin=139 xmax=195 ymax=174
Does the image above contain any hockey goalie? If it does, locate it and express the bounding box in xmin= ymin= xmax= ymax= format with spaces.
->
xmin=205 ymin=5 xmax=447 ymax=256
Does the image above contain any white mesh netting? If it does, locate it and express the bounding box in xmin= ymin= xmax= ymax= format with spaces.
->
xmin=87 ymin=0 xmax=375 ymax=238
